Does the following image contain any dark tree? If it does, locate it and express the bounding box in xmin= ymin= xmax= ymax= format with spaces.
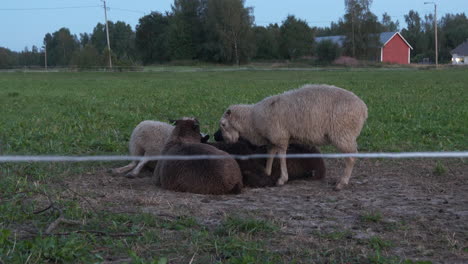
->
xmin=279 ymin=15 xmax=314 ymax=59
xmin=381 ymin=13 xmax=399 ymax=32
xmin=252 ymin=24 xmax=281 ymax=59
xmin=79 ymin=33 xmax=91 ymax=48
xmin=316 ymin=40 xmax=342 ymax=64
xmin=0 ymin=47 xmax=17 ymax=68
xmin=43 ymin=28 xmax=79 ymax=66
xmin=168 ymin=0 xmax=205 ymax=60
xmin=135 ymin=12 xmax=171 ymax=64
xmin=401 ymin=10 xmax=425 ymax=62
xmin=315 ymin=20 xmax=347 ymax=37
xmin=203 ymin=0 xmax=255 ymax=64
xmin=71 ymin=44 xmax=102 ymax=68
xmin=90 ymin=21 xmax=136 ymax=62
xmin=342 ymin=0 xmax=380 ymax=59
xmin=439 ymin=13 xmax=468 ymax=62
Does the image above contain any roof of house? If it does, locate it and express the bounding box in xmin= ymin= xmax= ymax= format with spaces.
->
xmin=316 ymin=32 xmax=413 ymax=49
xmin=379 ymin=32 xmax=398 ymax=45
xmin=451 ymin=41 xmax=468 ymax=56
xmin=315 ymin=35 xmax=346 ymax=46
xmin=379 ymin=32 xmax=413 ymax=50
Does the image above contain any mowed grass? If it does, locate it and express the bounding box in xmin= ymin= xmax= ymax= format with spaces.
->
xmin=0 ymin=68 xmax=467 ymax=155
xmin=0 ymin=68 xmax=467 ymax=263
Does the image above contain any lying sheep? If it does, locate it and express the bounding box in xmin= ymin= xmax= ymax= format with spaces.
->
xmin=154 ymin=118 xmax=243 ymax=195
xmin=110 ymin=120 xmax=210 ymax=178
xmin=110 ymin=120 xmax=174 ymax=178
xmin=210 ymin=130 xmax=326 ymax=187
xmin=219 ymin=84 xmax=368 ymax=190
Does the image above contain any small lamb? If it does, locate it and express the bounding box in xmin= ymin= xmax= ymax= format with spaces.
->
xmin=110 ymin=120 xmax=174 ymax=178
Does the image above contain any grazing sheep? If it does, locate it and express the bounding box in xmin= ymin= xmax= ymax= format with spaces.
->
xmin=210 ymin=130 xmax=326 ymax=187
xmin=110 ymin=120 xmax=174 ymax=178
xmin=154 ymin=118 xmax=243 ymax=195
xmin=219 ymin=84 xmax=368 ymax=190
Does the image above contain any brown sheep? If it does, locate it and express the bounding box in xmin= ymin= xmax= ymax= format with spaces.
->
xmin=154 ymin=118 xmax=243 ymax=195
xmin=210 ymin=130 xmax=326 ymax=188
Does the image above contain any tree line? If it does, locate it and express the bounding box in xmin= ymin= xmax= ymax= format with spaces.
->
xmin=1 ymin=0 xmax=467 ymax=68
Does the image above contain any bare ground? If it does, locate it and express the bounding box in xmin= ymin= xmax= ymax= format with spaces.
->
xmin=65 ymin=159 xmax=468 ymax=263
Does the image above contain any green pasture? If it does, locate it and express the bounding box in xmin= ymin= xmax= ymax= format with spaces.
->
xmin=1 ymin=68 xmax=467 ymax=155
xmin=0 ymin=67 xmax=467 ymax=263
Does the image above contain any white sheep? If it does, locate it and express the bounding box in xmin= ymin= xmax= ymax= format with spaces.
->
xmin=110 ymin=120 xmax=174 ymax=178
xmin=219 ymin=84 xmax=368 ymax=190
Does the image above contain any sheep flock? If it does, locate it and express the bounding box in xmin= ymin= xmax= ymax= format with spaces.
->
xmin=111 ymin=84 xmax=367 ymax=194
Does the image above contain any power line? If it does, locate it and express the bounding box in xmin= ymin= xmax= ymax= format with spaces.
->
xmin=108 ymin=7 xmax=146 ymax=14
xmin=0 ymin=6 xmax=101 ymax=11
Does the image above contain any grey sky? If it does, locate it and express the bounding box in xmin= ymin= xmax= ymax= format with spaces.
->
xmin=0 ymin=0 xmax=465 ymax=52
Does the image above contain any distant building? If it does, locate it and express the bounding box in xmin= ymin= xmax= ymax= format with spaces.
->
xmin=451 ymin=40 xmax=468 ymax=65
xmin=316 ymin=32 xmax=413 ymax=64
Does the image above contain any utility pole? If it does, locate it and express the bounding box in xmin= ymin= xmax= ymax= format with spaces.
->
xmin=424 ymin=2 xmax=438 ymax=67
xmin=43 ymin=44 xmax=47 ymax=71
xmin=352 ymin=11 xmax=355 ymax=58
xmin=102 ymin=0 xmax=112 ymax=69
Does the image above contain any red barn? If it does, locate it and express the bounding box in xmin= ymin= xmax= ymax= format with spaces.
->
xmin=316 ymin=32 xmax=413 ymax=64
xmin=379 ymin=32 xmax=413 ymax=64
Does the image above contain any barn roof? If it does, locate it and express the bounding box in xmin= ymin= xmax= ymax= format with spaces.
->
xmin=379 ymin=32 xmax=413 ymax=50
xmin=316 ymin=32 xmax=412 ymax=49
xmin=451 ymin=41 xmax=468 ymax=56
xmin=315 ymin=35 xmax=345 ymax=46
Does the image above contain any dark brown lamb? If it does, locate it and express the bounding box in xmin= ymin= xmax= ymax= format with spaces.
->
xmin=210 ymin=130 xmax=326 ymax=188
xmin=154 ymin=118 xmax=243 ymax=195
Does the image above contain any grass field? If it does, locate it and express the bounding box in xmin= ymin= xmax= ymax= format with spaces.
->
xmin=0 ymin=67 xmax=467 ymax=263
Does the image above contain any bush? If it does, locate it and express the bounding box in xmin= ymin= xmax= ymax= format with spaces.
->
xmin=70 ymin=44 xmax=103 ymax=69
xmin=315 ymin=40 xmax=342 ymax=64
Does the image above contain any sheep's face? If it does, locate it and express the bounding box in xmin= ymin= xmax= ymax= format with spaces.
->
xmin=220 ymin=109 xmax=240 ymax=143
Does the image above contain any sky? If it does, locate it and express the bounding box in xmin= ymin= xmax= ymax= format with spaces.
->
xmin=0 ymin=0 xmax=466 ymax=52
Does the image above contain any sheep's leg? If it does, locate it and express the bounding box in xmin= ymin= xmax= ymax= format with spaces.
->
xmin=153 ymin=165 xmax=162 ymax=186
xmin=335 ymin=157 xmax=356 ymax=190
xmin=335 ymin=140 xmax=358 ymax=191
xmin=265 ymin=146 xmax=278 ymax=176
xmin=276 ymin=147 xmax=289 ymax=186
xmin=125 ymin=156 xmax=150 ymax=178
xmin=109 ymin=162 xmax=137 ymax=175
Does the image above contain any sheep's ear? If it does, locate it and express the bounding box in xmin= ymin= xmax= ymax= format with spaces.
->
xmin=201 ymin=134 xmax=210 ymax=143
xmin=192 ymin=120 xmax=200 ymax=130
xmin=225 ymin=109 xmax=231 ymax=116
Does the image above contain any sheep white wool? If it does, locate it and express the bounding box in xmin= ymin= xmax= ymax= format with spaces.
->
xmin=220 ymin=84 xmax=368 ymax=190
xmin=110 ymin=120 xmax=174 ymax=178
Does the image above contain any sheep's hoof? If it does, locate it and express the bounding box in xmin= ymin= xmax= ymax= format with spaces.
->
xmin=276 ymin=178 xmax=286 ymax=186
xmin=108 ymin=169 xmax=120 ymax=177
xmin=334 ymin=182 xmax=346 ymax=191
xmin=125 ymin=173 xmax=136 ymax=179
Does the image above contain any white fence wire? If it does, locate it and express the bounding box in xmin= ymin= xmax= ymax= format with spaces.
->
xmin=0 ymin=152 xmax=467 ymax=163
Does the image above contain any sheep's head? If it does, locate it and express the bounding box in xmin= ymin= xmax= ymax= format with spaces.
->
xmin=171 ymin=117 xmax=202 ymax=143
xmin=213 ymin=129 xmax=224 ymax=142
xmin=220 ymin=108 xmax=240 ymax=143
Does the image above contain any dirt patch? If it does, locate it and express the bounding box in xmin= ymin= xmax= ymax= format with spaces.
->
xmin=65 ymin=159 xmax=468 ymax=263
